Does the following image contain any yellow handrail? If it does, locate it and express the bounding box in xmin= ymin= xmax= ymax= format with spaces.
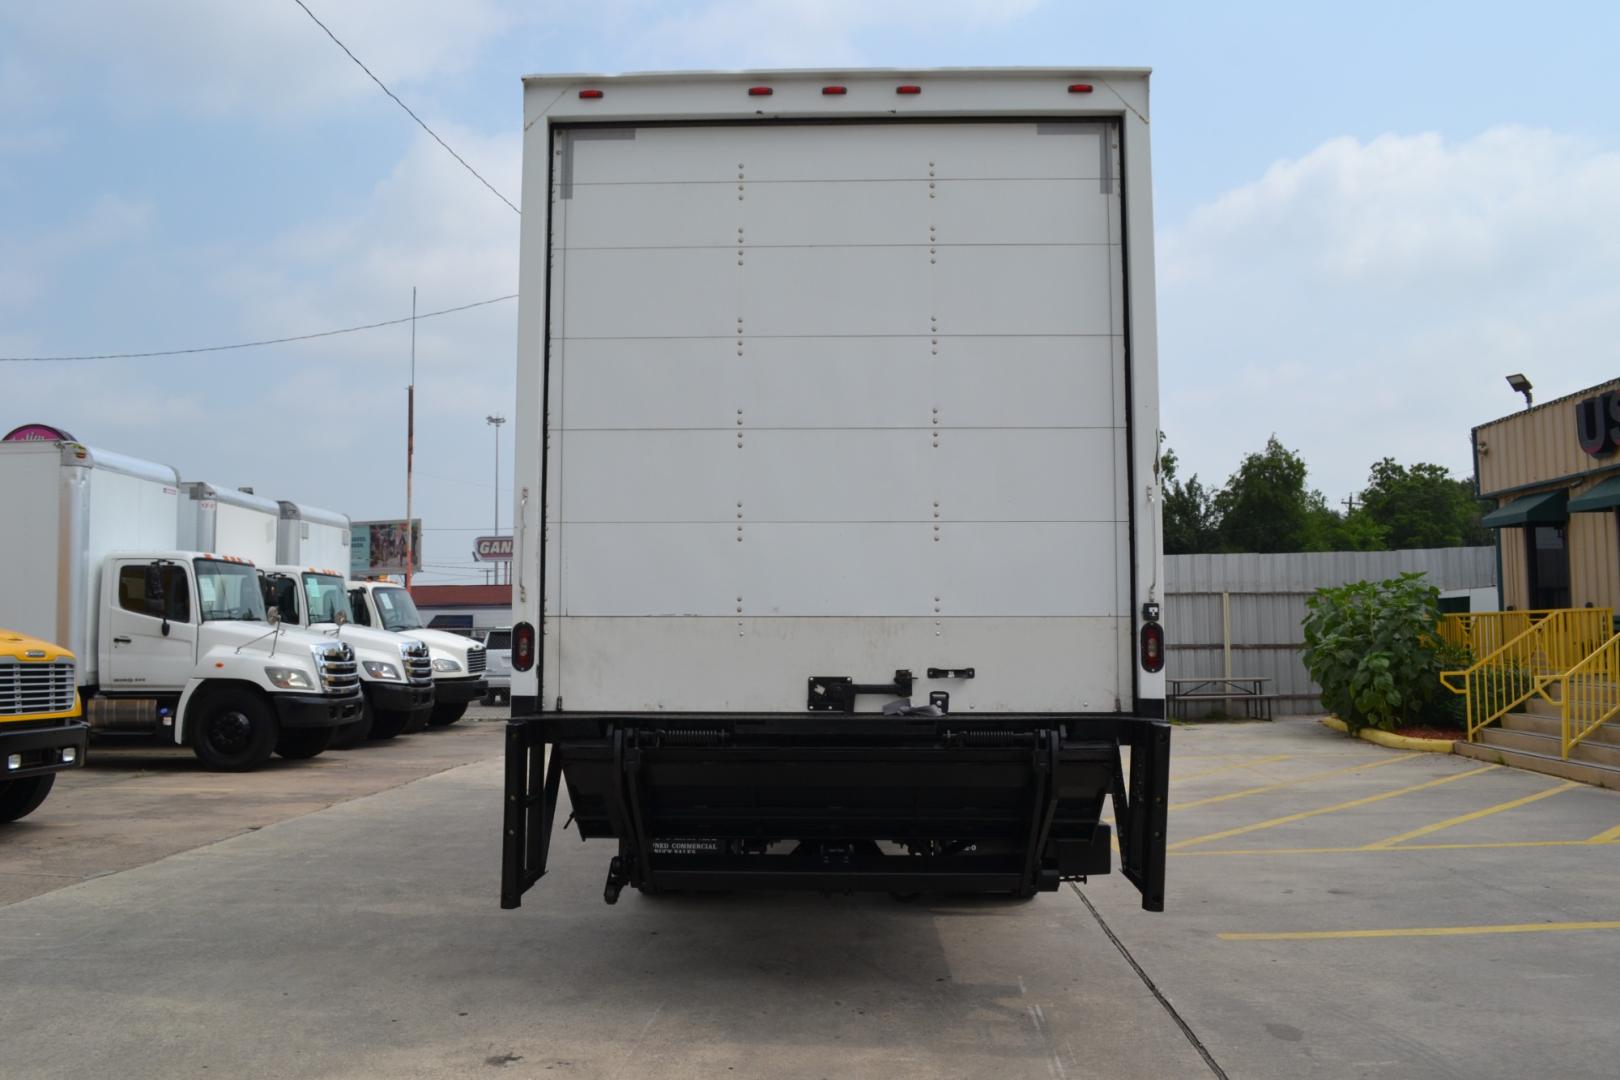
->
xmin=1439 ymin=608 xmax=1614 ymax=742
xmin=1438 ymin=610 xmax=1587 ymax=657
xmin=1538 ymin=632 xmax=1620 ymax=759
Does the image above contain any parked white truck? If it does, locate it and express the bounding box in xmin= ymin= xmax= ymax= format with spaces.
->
xmin=347 ymin=581 xmax=486 ymax=726
xmin=501 ymin=69 xmax=1170 ymax=911
xmin=0 ymin=441 xmax=363 ymax=770
xmin=260 ymin=566 xmax=434 ymax=742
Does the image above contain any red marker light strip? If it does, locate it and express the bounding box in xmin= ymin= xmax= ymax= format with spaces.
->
xmin=578 ymin=89 xmax=604 ymax=100
xmin=748 ymin=86 xmax=773 ymax=96
xmin=896 ymin=85 xmax=922 ymax=95
xmin=1068 ymin=83 xmax=1094 ymax=94
xmin=822 ymin=85 xmax=847 ymax=95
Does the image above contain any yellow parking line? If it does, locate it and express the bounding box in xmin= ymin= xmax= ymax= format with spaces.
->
xmin=1220 ymin=921 xmax=1620 ymax=942
xmin=1171 ymin=753 xmax=1423 ymax=811
xmin=1589 ymin=822 xmax=1620 ymax=843
xmin=1175 ymin=753 xmax=1293 ymax=782
xmin=1361 ymin=781 xmax=1580 ymax=849
xmin=1169 ymin=765 xmax=1497 ymax=851
xmin=1174 ymin=837 xmax=1620 ymax=857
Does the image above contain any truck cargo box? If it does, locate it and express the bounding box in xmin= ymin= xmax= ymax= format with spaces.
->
xmin=503 ymin=68 xmax=1169 ymax=911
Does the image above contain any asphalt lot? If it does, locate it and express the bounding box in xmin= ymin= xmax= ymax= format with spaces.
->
xmin=2 ymin=711 xmax=1618 ymax=1079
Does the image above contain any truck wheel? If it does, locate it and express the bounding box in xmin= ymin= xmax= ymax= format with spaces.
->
xmin=191 ymin=690 xmax=278 ymax=771
xmin=428 ymin=702 xmax=467 ymax=727
xmin=330 ymin=699 xmax=374 ymax=749
xmin=0 ymin=775 xmax=56 ymax=823
xmin=368 ymin=709 xmax=410 ymax=740
xmin=275 ymin=727 xmax=333 ymax=760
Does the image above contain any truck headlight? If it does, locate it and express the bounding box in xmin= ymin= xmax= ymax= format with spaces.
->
xmin=265 ymin=666 xmax=314 ymax=690
xmin=432 ymin=658 xmax=463 ymax=673
xmin=363 ymin=661 xmax=402 ymax=681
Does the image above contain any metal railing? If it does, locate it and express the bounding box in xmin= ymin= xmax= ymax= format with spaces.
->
xmin=1536 ymin=632 xmax=1620 ymax=758
xmin=1439 ymin=608 xmax=1613 ymax=743
xmin=1438 ymin=610 xmax=1586 ymax=658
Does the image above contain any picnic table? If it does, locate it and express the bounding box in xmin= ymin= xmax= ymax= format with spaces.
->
xmin=1167 ymin=676 xmax=1275 ymax=720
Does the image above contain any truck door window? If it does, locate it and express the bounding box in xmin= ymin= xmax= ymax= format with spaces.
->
xmin=262 ymin=575 xmax=302 ymax=625
xmin=348 ymin=589 xmax=371 ymax=626
xmin=117 ymin=564 xmax=191 ymax=623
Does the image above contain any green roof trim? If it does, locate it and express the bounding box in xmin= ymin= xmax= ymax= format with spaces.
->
xmin=1569 ymin=475 xmax=1620 ymax=513
xmin=1480 ymin=488 xmax=1568 ymax=528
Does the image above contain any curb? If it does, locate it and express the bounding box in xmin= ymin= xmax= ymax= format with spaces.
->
xmin=1320 ymin=716 xmax=1455 ymax=754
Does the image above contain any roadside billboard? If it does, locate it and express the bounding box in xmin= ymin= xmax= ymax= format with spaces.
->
xmin=350 ymin=519 xmax=421 ymax=577
xmin=474 ymin=535 xmax=512 ymax=562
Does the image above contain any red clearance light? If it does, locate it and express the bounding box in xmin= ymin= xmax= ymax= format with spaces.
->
xmin=822 ymin=85 xmax=847 ymax=95
xmin=896 ymin=84 xmax=922 ymax=95
xmin=1140 ymin=622 xmax=1165 ymax=674
xmin=578 ymin=89 xmax=604 ymax=100
xmin=512 ymin=622 xmax=535 ymax=672
xmin=748 ymin=86 xmax=773 ymax=97
xmin=1068 ymin=83 xmax=1094 ymax=94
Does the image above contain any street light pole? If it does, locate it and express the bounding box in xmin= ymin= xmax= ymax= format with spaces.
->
xmin=486 ymin=414 xmax=505 ymax=585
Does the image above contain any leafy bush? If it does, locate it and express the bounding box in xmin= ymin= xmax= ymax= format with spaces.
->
xmin=1301 ymin=573 xmax=1467 ymax=734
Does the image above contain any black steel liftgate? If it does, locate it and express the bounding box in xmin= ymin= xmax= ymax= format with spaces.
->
xmin=502 ymin=714 xmax=1169 ymax=911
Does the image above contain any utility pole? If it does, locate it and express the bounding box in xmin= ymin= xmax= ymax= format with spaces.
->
xmin=486 ymin=414 xmax=506 ymax=585
xmin=405 ymin=287 xmax=416 ymax=589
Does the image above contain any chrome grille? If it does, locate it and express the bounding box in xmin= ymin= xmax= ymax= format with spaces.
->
xmin=401 ymin=640 xmax=433 ymax=687
xmin=0 ymin=659 xmax=76 ymax=717
xmin=466 ymin=646 xmax=486 ymax=675
xmin=314 ymin=643 xmax=360 ymax=695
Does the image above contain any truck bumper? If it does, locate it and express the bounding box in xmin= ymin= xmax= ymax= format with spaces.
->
xmin=364 ymin=682 xmax=434 ymax=714
xmin=501 ymin=713 xmax=1169 ymax=913
xmin=433 ymin=677 xmax=487 ymax=706
xmin=272 ymin=692 xmax=364 ymax=729
xmin=1 ymin=719 xmax=90 ymax=780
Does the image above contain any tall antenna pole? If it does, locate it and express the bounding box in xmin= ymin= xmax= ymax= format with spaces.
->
xmin=486 ymin=414 xmax=506 ymax=585
xmin=405 ymin=287 xmax=416 ymax=589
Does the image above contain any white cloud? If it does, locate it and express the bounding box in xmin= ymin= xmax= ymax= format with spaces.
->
xmin=0 ymin=1 xmax=517 ymax=117
xmin=1158 ymin=126 xmax=1620 ymax=500
xmin=0 ymin=194 xmax=154 ymax=312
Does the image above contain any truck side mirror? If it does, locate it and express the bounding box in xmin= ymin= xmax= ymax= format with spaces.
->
xmin=267 ymin=605 xmax=281 ymax=627
xmin=333 ymin=609 xmax=348 ymax=627
xmin=145 ymin=563 xmax=172 ymax=636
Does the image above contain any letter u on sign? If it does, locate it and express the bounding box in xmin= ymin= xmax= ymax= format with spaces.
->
xmin=1576 ymin=392 xmax=1620 ymax=458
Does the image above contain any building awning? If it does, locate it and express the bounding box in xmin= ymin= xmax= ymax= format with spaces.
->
xmin=1569 ymin=475 xmax=1620 ymax=513
xmin=1480 ymin=488 xmax=1568 ymax=528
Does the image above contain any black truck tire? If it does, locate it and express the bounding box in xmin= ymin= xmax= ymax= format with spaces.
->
xmin=428 ymin=701 xmax=467 ymax=727
xmin=0 ymin=775 xmax=56 ymax=823
xmin=329 ymin=700 xmax=374 ymax=749
xmin=368 ymin=709 xmax=411 ymax=740
xmin=275 ymin=726 xmax=334 ymax=760
xmin=190 ymin=689 xmax=278 ymax=772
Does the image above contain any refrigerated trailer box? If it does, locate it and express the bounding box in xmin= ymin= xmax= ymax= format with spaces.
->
xmin=502 ymin=68 xmax=1169 ymax=910
xmin=277 ymin=501 xmax=352 ymax=570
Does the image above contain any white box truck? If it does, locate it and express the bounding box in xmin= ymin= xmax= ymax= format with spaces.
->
xmin=178 ymin=482 xmax=281 ymax=565
xmin=259 ymin=565 xmax=435 ymax=743
xmin=277 ymin=501 xmax=352 ymax=570
xmin=0 ymin=441 xmax=363 ymax=770
xmin=347 ymin=581 xmax=487 ymax=726
xmin=501 ymin=68 xmax=1170 ymax=910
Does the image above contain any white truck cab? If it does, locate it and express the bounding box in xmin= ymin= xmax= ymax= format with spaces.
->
xmin=347 ymin=580 xmax=486 ymax=727
xmin=0 ymin=441 xmax=363 ymax=771
xmin=260 ymin=565 xmax=434 ymax=743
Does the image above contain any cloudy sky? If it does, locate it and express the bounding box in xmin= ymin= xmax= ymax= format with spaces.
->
xmin=3 ymin=1 xmax=1616 ymax=580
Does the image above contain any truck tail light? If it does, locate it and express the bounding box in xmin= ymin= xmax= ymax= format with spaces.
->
xmin=1140 ymin=623 xmax=1165 ymax=674
xmin=513 ymin=622 xmax=535 ymax=672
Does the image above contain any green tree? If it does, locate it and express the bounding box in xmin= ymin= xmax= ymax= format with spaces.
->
xmin=1214 ymin=435 xmax=1326 ymax=553
xmin=1358 ymin=459 xmax=1489 ymax=549
xmin=1160 ymin=440 xmax=1220 ymax=554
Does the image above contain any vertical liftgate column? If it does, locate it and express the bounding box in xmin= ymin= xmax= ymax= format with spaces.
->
xmin=502 ymin=721 xmax=560 ymax=909
xmin=1114 ymin=720 xmax=1170 ymax=912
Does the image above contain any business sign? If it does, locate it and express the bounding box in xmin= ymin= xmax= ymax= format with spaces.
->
xmin=350 ymin=519 xmax=422 ymax=577
xmin=474 ymin=535 xmax=513 ymax=562
xmin=1576 ymin=391 xmax=1620 ymax=458
xmin=2 ymin=423 xmax=76 ymax=442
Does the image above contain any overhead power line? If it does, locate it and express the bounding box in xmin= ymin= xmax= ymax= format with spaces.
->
xmin=0 ymin=294 xmax=516 ymax=363
xmin=289 ymin=0 xmax=520 ymax=215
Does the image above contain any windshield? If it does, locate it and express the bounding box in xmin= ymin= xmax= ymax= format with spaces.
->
xmin=196 ymin=560 xmax=269 ymax=623
xmin=302 ymin=574 xmax=350 ymax=624
xmin=372 ymin=587 xmax=424 ymax=632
